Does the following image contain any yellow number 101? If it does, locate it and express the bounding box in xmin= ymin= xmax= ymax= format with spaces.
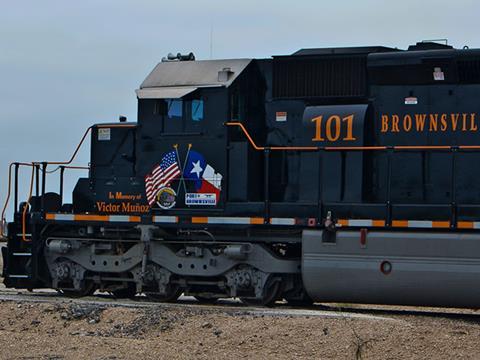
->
xmin=311 ymin=115 xmax=356 ymax=142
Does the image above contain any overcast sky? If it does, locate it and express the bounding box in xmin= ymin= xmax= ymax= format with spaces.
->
xmin=1 ymin=0 xmax=479 ymax=219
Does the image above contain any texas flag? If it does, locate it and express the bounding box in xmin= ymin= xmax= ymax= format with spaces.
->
xmin=183 ymin=150 xmax=222 ymax=200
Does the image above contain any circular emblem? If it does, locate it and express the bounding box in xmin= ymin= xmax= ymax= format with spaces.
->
xmin=156 ymin=187 xmax=177 ymax=210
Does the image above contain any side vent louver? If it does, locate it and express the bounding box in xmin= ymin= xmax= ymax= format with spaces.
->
xmin=273 ymin=56 xmax=367 ymax=99
xmin=458 ymin=59 xmax=480 ymax=83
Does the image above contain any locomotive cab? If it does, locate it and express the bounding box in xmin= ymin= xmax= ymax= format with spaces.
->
xmin=135 ymin=57 xmax=265 ymax=213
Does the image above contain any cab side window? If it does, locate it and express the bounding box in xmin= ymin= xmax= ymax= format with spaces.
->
xmin=191 ymin=99 xmax=204 ymax=121
xmin=185 ymin=98 xmax=204 ymax=132
xmin=164 ymin=99 xmax=183 ymax=133
xmin=167 ymin=99 xmax=183 ymax=119
xmin=159 ymin=97 xmax=204 ymax=134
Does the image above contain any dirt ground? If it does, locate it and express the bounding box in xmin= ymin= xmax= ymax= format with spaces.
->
xmin=0 ymin=300 xmax=478 ymax=360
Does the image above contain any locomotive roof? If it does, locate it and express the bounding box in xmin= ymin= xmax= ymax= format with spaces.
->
xmin=368 ymin=48 xmax=480 ymax=67
xmin=290 ymin=46 xmax=398 ymax=56
xmin=136 ymin=58 xmax=251 ymax=99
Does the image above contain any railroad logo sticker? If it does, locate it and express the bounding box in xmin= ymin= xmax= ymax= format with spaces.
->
xmin=145 ymin=145 xmax=222 ymax=209
xmin=156 ymin=187 xmax=177 ymax=210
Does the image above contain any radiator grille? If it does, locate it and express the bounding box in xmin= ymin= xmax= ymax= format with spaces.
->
xmin=458 ymin=59 xmax=480 ymax=83
xmin=273 ymin=56 xmax=367 ymax=99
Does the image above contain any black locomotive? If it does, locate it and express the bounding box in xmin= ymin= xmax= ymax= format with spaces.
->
xmin=3 ymin=41 xmax=480 ymax=307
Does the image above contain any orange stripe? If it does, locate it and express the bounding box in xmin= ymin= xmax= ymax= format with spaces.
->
xmin=74 ymin=214 xmax=109 ymax=222
xmin=337 ymin=219 xmax=348 ymax=226
xmin=96 ymin=124 xmax=136 ymax=128
xmin=394 ymin=145 xmax=451 ymax=150
xmin=45 ymin=213 xmax=55 ymax=220
xmin=191 ymin=217 xmax=208 ymax=224
xmin=392 ymin=220 xmax=408 ymax=227
xmin=458 ymin=221 xmax=474 ymax=229
xmin=432 ymin=221 xmax=450 ymax=228
xmin=325 ymin=146 xmax=386 ymax=151
xmin=250 ymin=217 xmax=264 ymax=225
xmin=372 ymin=220 xmax=386 ymax=227
xmin=129 ymin=216 xmax=141 ymax=222
xmin=271 ymin=146 xmax=318 ymax=150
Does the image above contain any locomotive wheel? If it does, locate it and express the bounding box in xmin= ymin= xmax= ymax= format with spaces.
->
xmin=59 ymin=282 xmax=95 ymax=298
xmin=146 ymin=284 xmax=182 ymax=303
xmin=240 ymin=276 xmax=282 ymax=307
xmin=194 ymin=295 xmax=218 ymax=304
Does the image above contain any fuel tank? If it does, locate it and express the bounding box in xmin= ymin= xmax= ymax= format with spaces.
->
xmin=302 ymin=229 xmax=480 ymax=308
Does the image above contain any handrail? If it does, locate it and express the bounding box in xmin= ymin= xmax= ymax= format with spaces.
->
xmin=227 ymin=121 xmax=480 ymax=228
xmin=225 ymin=122 xmax=480 ymax=151
xmin=2 ymin=123 xmax=136 ymax=240
xmin=21 ymin=164 xmax=35 ymax=242
xmin=46 ymin=126 xmax=93 ymax=165
xmin=1 ymin=126 xmax=94 ymax=239
xmin=1 ymin=162 xmax=34 ymax=240
xmin=226 ymin=122 xmax=266 ymax=150
xmin=19 ymin=164 xmax=90 ymax=242
xmin=1 ymin=123 xmax=136 ymax=240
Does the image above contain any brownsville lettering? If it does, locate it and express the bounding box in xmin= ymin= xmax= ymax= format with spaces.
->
xmin=381 ymin=113 xmax=478 ymax=133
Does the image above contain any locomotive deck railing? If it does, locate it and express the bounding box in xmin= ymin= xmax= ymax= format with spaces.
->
xmin=0 ymin=124 xmax=135 ymax=241
xmin=226 ymin=121 xmax=480 ymax=228
xmin=4 ymin=163 xmax=90 ymax=241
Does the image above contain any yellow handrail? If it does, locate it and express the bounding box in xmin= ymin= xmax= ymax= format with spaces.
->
xmin=225 ymin=121 xmax=480 ymax=151
xmin=1 ymin=126 xmax=93 ymax=239
xmin=2 ymin=123 xmax=136 ymax=240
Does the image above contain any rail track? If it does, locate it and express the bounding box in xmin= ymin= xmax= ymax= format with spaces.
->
xmin=1 ymin=283 xmax=479 ymax=323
